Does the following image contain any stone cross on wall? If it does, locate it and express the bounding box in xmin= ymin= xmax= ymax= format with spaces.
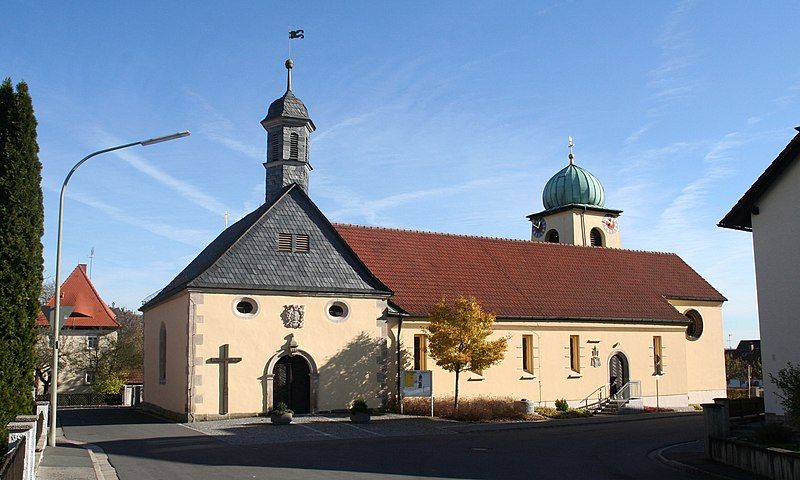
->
xmin=206 ymin=344 xmax=242 ymax=415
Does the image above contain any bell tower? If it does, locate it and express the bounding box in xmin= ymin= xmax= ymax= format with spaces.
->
xmin=527 ymin=138 xmax=622 ymax=247
xmin=261 ymin=59 xmax=316 ymax=203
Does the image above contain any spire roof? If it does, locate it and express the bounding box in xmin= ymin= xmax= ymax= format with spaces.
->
xmin=261 ymin=59 xmax=313 ymax=125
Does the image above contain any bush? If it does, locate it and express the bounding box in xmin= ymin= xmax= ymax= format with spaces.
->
xmin=555 ymin=399 xmax=569 ymax=412
xmin=269 ymin=402 xmax=293 ymax=415
xmin=350 ymin=399 xmax=371 ymax=414
xmin=535 ymin=406 xmax=592 ymax=419
xmin=402 ymin=396 xmax=541 ymax=422
xmin=770 ymin=363 xmax=800 ymax=425
xmin=753 ymin=422 xmax=795 ymax=445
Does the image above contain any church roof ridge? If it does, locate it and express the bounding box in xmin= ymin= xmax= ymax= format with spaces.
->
xmin=331 ymin=222 xmax=680 ymax=256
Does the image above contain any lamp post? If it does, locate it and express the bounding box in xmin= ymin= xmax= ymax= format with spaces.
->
xmin=49 ymin=131 xmax=190 ymax=446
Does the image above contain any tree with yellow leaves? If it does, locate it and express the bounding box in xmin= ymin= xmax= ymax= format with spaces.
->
xmin=426 ymin=297 xmax=508 ymax=410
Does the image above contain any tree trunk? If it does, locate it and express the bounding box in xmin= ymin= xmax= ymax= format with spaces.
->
xmin=454 ymin=369 xmax=460 ymax=411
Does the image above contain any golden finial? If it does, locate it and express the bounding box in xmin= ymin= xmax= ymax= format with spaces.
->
xmin=568 ymin=136 xmax=575 ymax=165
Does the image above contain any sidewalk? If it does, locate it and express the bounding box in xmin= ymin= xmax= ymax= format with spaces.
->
xmin=36 ymin=429 xmax=118 ymax=480
xmin=655 ymin=440 xmax=767 ymax=480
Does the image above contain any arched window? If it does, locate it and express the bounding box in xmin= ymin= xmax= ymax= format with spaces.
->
xmin=546 ymin=229 xmax=560 ymax=243
xmin=289 ymin=132 xmax=299 ymax=160
xmin=159 ymin=323 xmax=167 ymax=383
xmin=590 ymin=228 xmax=604 ymax=247
xmin=685 ymin=309 xmax=704 ymax=340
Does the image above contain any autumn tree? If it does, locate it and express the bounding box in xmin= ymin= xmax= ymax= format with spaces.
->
xmin=426 ymin=297 xmax=508 ymax=410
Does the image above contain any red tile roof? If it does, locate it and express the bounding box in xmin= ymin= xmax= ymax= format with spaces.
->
xmin=37 ymin=264 xmax=119 ymax=329
xmin=124 ymin=370 xmax=143 ymax=384
xmin=334 ymin=225 xmax=725 ymax=324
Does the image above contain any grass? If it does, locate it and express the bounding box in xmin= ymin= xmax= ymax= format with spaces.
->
xmin=402 ymin=397 xmax=544 ymax=422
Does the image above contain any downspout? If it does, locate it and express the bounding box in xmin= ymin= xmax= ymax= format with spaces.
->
xmin=396 ymin=316 xmax=403 ymax=410
xmin=580 ymin=206 xmax=587 ymax=246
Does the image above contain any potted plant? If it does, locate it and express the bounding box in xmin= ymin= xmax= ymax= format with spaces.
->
xmin=269 ymin=402 xmax=294 ymax=425
xmin=350 ymin=398 xmax=372 ymax=424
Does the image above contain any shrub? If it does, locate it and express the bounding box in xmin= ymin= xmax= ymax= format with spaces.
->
xmin=402 ymin=396 xmax=541 ymax=422
xmin=350 ymin=399 xmax=371 ymax=414
xmin=269 ymin=402 xmax=293 ymax=415
xmin=535 ymin=406 xmax=592 ymax=419
xmin=555 ymin=399 xmax=569 ymax=412
xmin=770 ymin=363 xmax=800 ymax=425
xmin=753 ymin=422 xmax=795 ymax=445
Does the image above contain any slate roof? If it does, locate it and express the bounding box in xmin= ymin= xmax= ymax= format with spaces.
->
xmin=263 ymin=90 xmax=310 ymax=122
xmin=719 ymin=128 xmax=800 ymax=231
xmin=334 ymin=224 xmax=726 ymax=324
xmin=141 ymin=185 xmax=391 ymax=310
xmin=38 ymin=264 xmax=118 ymax=329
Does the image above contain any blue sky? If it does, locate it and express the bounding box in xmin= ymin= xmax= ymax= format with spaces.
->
xmin=3 ymin=1 xmax=799 ymax=345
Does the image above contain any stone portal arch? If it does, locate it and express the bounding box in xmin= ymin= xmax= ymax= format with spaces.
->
xmin=262 ymin=349 xmax=319 ymax=414
xmin=607 ymin=350 xmax=630 ymax=398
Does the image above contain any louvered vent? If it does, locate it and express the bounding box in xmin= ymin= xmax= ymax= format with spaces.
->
xmin=295 ymin=234 xmax=310 ymax=253
xmin=277 ymin=233 xmax=292 ymax=252
xmin=290 ymin=132 xmax=299 ymax=160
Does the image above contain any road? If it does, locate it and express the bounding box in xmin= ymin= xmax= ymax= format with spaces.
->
xmin=59 ymin=408 xmax=701 ymax=479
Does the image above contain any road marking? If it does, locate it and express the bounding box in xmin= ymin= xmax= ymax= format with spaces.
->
xmin=319 ymin=415 xmax=384 ymax=436
xmin=297 ymin=423 xmax=335 ymax=437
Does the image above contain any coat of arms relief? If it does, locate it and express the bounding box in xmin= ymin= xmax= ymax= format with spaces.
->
xmin=282 ymin=305 xmax=305 ymax=329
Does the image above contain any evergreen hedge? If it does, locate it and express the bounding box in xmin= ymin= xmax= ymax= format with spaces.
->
xmin=0 ymin=78 xmax=44 ymax=447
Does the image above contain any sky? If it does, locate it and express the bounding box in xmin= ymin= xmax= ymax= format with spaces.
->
xmin=2 ymin=1 xmax=799 ymax=346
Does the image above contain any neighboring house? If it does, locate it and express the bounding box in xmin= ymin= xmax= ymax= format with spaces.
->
xmin=725 ymin=340 xmax=762 ymax=388
xmin=719 ymin=127 xmax=800 ymax=418
xmin=140 ymin=58 xmax=727 ymax=422
xmin=122 ymin=370 xmax=143 ymax=406
xmin=37 ymin=264 xmax=119 ymax=394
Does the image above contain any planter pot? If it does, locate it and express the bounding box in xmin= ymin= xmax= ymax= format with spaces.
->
xmin=350 ymin=412 xmax=371 ymax=424
xmin=270 ymin=412 xmax=293 ymax=425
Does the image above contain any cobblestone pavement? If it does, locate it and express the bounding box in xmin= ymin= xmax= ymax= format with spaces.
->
xmin=183 ymin=413 xmax=461 ymax=445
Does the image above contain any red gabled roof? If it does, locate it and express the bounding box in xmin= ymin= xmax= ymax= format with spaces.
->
xmin=334 ymin=225 xmax=725 ymax=323
xmin=37 ymin=264 xmax=118 ymax=329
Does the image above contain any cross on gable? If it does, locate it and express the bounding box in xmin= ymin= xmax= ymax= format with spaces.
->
xmin=206 ymin=344 xmax=242 ymax=415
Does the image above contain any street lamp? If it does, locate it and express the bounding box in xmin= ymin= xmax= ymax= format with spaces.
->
xmin=49 ymin=131 xmax=190 ymax=446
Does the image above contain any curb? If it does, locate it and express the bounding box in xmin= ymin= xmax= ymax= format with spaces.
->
xmin=59 ymin=436 xmax=120 ymax=480
xmin=652 ymin=441 xmax=737 ymax=480
xmin=444 ymin=411 xmax=700 ymax=433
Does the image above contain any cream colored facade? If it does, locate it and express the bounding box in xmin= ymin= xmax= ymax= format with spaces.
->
xmin=390 ymin=308 xmax=724 ymax=410
xmin=37 ymin=329 xmax=118 ymax=395
xmin=749 ymin=155 xmax=800 ymax=416
xmin=531 ymin=207 xmax=621 ymax=248
xmin=144 ymin=289 xmax=725 ymax=419
xmin=144 ymin=291 xmax=390 ymax=420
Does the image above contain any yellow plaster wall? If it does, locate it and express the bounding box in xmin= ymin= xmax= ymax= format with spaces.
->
xmin=666 ymin=300 xmax=727 ymax=404
xmin=142 ymin=293 xmax=190 ymax=415
xmin=532 ymin=208 xmax=621 ymax=248
xmin=391 ymin=320 xmax=691 ymax=407
xmin=191 ymin=293 xmax=388 ymax=416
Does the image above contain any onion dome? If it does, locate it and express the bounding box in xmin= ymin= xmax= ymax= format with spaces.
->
xmin=542 ymin=141 xmax=605 ymax=210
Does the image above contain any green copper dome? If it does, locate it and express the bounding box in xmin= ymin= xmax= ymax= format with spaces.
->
xmin=542 ymin=162 xmax=605 ymax=210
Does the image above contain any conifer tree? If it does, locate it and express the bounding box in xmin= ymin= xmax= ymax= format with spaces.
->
xmin=0 ymin=78 xmax=44 ymax=445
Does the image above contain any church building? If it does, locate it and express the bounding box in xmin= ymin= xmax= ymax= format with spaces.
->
xmin=140 ymin=59 xmax=727 ymax=421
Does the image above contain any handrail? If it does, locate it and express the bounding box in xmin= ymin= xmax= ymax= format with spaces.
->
xmin=581 ymin=383 xmax=610 ymax=410
xmin=611 ymin=380 xmax=641 ymax=401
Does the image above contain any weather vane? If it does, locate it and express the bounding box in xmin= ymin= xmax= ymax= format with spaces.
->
xmin=288 ymin=28 xmax=305 ymax=58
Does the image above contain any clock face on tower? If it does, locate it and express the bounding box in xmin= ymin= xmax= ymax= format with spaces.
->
xmin=602 ymin=214 xmax=619 ymax=234
xmin=531 ymin=217 xmax=547 ymax=238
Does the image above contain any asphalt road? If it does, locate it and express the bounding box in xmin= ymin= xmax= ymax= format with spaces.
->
xmin=59 ymin=408 xmax=702 ymax=480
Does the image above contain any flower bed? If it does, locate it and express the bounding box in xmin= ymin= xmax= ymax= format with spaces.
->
xmin=534 ymin=406 xmax=592 ymax=419
xmin=402 ymin=397 xmax=543 ymax=422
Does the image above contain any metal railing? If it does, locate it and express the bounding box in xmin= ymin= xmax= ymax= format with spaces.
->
xmin=581 ymin=383 xmax=610 ymax=410
xmin=0 ymin=435 xmax=26 ymax=480
xmin=611 ymin=380 xmax=641 ymax=401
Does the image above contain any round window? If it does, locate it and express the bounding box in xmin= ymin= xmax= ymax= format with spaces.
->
xmin=233 ymin=297 xmax=258 ymax=317
xmin=327 ymin=301 xmax=349 ymax=322
xmin=685 ymin=309 xmax=703 ymax=340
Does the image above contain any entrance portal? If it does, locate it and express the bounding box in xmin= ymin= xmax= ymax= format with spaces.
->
xmin=609 ymin=353 xmax=629 ymax=398
xmin=273 ymin=355 xmax=311 ymax=414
